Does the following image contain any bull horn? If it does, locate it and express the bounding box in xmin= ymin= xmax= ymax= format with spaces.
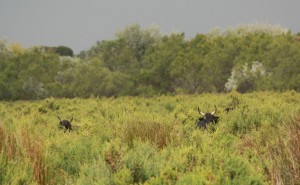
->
xmin=211 ymin=105 xmax=217 ymax=115
xmin=198 ymin=107 xmax=205 ymax=116
xmin=57 ymin=115 xmax=62 ymax=121
xmin=69 ymin=117 xmax=73 ymax=123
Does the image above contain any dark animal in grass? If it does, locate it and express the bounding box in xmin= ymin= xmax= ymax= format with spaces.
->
xmin=196 ymin=105 xmax=219 ymax=129
xmin=224 ymin=107 xmax=234 ymax=113
xmin=57 ymin=116 xmax=73 ymax=132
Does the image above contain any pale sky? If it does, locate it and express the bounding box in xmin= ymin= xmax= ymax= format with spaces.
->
xmin=1 ymin=0 xmax=299 ymax=54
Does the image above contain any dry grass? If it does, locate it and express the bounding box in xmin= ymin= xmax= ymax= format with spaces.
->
xmin=22 ymin=129 xmax=48 ymax=185
xmin=262 ymin=115 xmax=300 ymax=185
xmin=122 ymin=121 xmax=173 ymax=149
xmin=0 ymin=124 xmax=21 ymax=159
xmin=0 ymin=124 xmax=50 ymax=185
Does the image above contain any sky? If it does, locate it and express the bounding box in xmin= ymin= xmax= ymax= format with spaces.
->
xmin=1 ymin=0 xmax=300 ymax=54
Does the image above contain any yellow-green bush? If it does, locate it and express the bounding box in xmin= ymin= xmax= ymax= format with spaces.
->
xmin=0 ymin=91 xmax=299 ymax=184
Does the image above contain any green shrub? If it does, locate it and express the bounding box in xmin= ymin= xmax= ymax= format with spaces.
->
xmin=0 ymin=92 xmax=299 ymax=184
xmin=74 ymin=160 xmax=112 ymax=185
xmin=123 ymin=140 xmax=159 ymax=183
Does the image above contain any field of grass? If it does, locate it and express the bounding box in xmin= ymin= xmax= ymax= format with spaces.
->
xmin=0 ymin=91 xmax=299 ymax=185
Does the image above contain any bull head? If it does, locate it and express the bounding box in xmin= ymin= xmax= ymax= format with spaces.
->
xmin=57 ymin=115 xmax=73 ymax=132
xmin=196 ymin=105 xmax=219 ymax=129
xmin=198 ymin=105 xmax=217 ymax=116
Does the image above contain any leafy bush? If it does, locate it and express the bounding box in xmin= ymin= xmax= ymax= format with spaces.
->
xmin=0 ymin=92 xmax=299 ymax=184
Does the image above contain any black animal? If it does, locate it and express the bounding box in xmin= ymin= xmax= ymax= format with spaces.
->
xmin=57 ymin=116 xmax=73 ymax=132
xmin=196 ymin=105 xmax=219 ymax=128
xmin=224 ymin=107 xmax=234 ymax=113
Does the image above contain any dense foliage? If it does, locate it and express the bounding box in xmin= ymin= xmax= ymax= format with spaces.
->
xmin=1 ymin=23 xmax=300 ymax=100
xmin=0 ymin=92 xmax=299 ymax=184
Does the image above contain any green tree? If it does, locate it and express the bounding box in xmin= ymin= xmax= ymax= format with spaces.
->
xmin=116 ymin=23 xmax=161 ymax=62
xmin=141 ymin=33 xmax=186 ymax=93
xmin=169 ymin=51 xmax=204 ymax=93
xmin=54 ymin=46 xmax=74 ymax=57
xmin=260 ymin=34 xmax=300 ymax=91
xmin=93 ymin=40 xmax=138 ymax=73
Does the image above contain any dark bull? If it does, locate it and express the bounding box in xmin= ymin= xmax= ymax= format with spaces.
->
xmin=57 ymin=116 xmax=73 ymax=132
xmin=196 ymin=105 xmax=219 ymax=128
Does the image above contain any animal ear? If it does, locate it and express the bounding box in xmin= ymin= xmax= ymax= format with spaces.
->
xmin=69 ymin=117 xmax=73 ymax=122
xmin=211 ymin=105 xmax=217 ymax=115
xmin=198 ymin=107 xmax=205 ymax=116
xmin=57 ymin=115 xmax=62 ymax=121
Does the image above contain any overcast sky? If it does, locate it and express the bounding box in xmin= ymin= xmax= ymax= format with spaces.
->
xmin=1 ymin=0 xmax=299 ymax=54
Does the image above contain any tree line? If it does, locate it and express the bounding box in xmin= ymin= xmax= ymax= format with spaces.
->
xmin=0 ymin=23 xmax=299 ymax=100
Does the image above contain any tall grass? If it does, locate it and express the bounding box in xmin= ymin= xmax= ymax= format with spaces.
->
xmin=0 ymin=91 xmax=299 ymax=184
xmin=262 ymin=115 xmax=300 ymax=185
xmin=122 ymin=120 xmax=173 ymax=149
xmin=0 ymin=124 xmax=51 ymax=185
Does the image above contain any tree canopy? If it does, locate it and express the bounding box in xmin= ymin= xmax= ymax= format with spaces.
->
xmin=1 ymin=23 xmax=299 ymax=100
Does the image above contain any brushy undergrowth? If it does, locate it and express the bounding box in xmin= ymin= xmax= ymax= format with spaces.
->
xmin=0 ymin=91 xmax=299 ymax=185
